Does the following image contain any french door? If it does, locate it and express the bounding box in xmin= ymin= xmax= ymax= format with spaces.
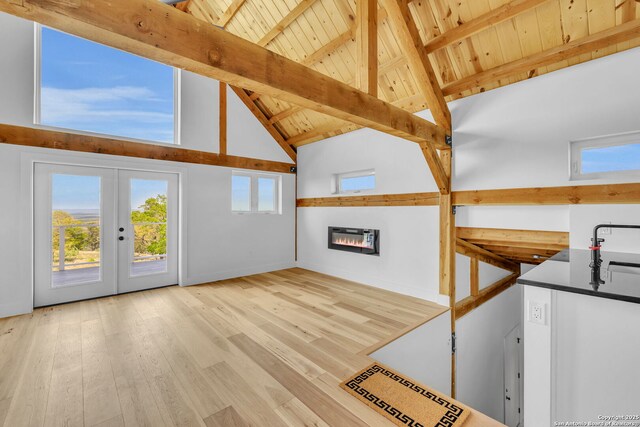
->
xmin=34 ymin=163 xmax=178 ymax=307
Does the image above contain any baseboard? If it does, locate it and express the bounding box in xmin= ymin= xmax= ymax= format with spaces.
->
xmin=181 ymin=261 xmax=296 ymax=286
xmin=296 ymin=261 xmax=440 ymax=303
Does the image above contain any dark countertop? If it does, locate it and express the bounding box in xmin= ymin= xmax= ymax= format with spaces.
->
xmin=517 ymin=249 xmax=640 ymax=304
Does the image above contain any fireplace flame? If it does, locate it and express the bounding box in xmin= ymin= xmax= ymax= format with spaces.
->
xmin=332 ymin=236 xmax=373 ymax=249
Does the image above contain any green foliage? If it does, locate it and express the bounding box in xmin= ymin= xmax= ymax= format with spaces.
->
xmin=51 ymin=195 xmax=167 ymax=266
xmin=52 ymin=211 xmax=99 ymax=263
xmin=131 ymin=195 xmax=167 ymax=256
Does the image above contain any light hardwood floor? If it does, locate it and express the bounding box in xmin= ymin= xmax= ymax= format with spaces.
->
xmin=0 ymin=268 xmax=477 ymax=427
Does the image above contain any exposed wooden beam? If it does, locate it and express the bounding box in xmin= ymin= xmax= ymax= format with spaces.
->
xmin=380 ymin=0 xmax=451 ymax=132
xmin=288 ymin=120 xmax=360 ymax=147
xmin=174 ymin=0 xmax=191 ymax=13
xmin=300 ymin=7 xmax=389 ymax=68
xmin=257 ymin=0 xmax=319 ymax=47
xmin=230 ymin=86 xmax=297 ymax=161
xmin=297 ymin=192 xmax=440 ymax=207
xmin=269 ymin=106 xmax=303 ymax=124
xmin=441 ymin=147 xmax=456 ymax=400
xmin=425 ymin=0 xmax=549 ymax=53
xmin=456 ymin=227 xmax=569 ymax=251
xmin=420 ymin=142 xmax=449 ymax=194
xmin=0 ymin=123 xmax=295 ymax=173
xmin=443 ymin=18 xmax=640 ymax=96
xmin=455 ymin=272 xmax=520 ymax=320
xmin=0 ymin=0 xmax=448 ymax=150
xmin=219 ymin=81 xmax=228 ymax=155
xmin=216 ymin=0 xmax=247 ymax=27
xmin=622 ymin=0 xmax=637 ymax=23
xmin=271 ymin=54 xmax=411 ymax=128
xmin=453 ymin=183 xmax=640 ymax=205
xmin=438 ymin=150 xmax=455 ymax=295
xmin=301 ymin=28 xmax=355 ymax=66
xmin=470 ymin=258 xmax=479 ymax=297
xmin=456 ymin=238 xmax=519 ymax=272
xmin=355 ymin=0 xmax=378 ymax=96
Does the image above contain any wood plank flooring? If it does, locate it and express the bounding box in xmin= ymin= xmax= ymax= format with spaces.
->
xmin=0 ymin=268 xmax=451 ymax=427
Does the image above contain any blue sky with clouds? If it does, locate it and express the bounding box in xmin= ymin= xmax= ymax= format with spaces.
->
xmin=41 ymin=27 xmax=175 ymax=143
xmin=53 ymin=174 xmax=168 ymax=213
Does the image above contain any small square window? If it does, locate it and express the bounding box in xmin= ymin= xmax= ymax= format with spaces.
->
xmin=334 ymin=170 xmax=375 ymax=194
xmin=231 ymin=172 xmax=281 ymax=214
xmin=570 ymin=131 xmax=640 ymax=180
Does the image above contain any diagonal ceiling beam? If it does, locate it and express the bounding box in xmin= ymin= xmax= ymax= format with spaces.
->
xmin=443 ymin=18 xmax=640 ymax=96
xmin=424 ymin=0 xmax=549 ymax=54
xmin=0 ymin=0 xmax=448 ymax=150
xmin=216 ymin=0 xmax=247 ymax=28
xmin=230 ymin=86 xmax=297 ymax=161
xmin=455 ymin=238 xmax=519 ymax=272
xmin=380 ymin=0 xmax=451 ymax=132
xmin=257 ymin=0 xmax=319 ymax=47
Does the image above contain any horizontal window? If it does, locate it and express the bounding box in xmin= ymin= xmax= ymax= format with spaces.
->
xmin=334 ymin=169 xmax=376 ymax=194
xmin=36 ymin=25 xmax=179 ymax=144
xmin=232 ymin=172 xmax=281 ymax=214
xmin=570 ymin=131 xmax=640 ymax=180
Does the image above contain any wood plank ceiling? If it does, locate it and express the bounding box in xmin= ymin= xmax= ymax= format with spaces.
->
xmin=181 ymin=0 xmax=640 ymax=151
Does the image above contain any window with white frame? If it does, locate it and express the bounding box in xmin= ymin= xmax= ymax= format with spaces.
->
xmin=35 ymin=25 xmax=180 ymax=144
xmin=570 ymin=131 xmax=640 ymax=180
xmin=333 ymin=169 xmax=376 ymax=194
xmin=232 ymin=172 xmax=281 ymax=214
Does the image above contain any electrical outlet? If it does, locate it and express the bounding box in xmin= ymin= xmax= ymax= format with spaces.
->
xmin=600 ymin=222 xmax=612 ymax=236
xmin=529 ymin=301 xmax=546 ymax=325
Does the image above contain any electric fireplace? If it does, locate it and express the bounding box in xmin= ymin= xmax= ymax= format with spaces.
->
xmin=328 ymin=227 xmax=380 ymax=256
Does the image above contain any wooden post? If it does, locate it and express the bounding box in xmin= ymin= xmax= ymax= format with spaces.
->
xmin=355 ymin=0 xmax=378 ymax=97
xmin=438 ymin=149 xmax=456 ymax=397
xmin=470 ymin=257 xmax=479 ymax=296
xmin=219 ymin=82 xmax=227 ymax=155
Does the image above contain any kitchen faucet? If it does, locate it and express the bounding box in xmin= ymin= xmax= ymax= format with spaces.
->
xmin=590 ymin=224 xmax=640 ymax=289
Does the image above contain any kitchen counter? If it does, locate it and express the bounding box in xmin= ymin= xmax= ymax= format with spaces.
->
xmin=517 ymin=248 xmax=640 ymax=304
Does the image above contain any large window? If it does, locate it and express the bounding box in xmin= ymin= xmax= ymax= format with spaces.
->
xmin=333 ymin=169 xmax=376 ymax=194
xmin=570 ymin=131 xmax=640 ymax=180
xmin=36 ymin=26 xmax=179 ymax=144
xmin=232 ymin=172 xmax=281 ymax=214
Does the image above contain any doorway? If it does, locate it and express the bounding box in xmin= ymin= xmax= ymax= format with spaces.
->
xmin=504 ymin=324 xmax=522 ymax=427
xmin=34 ymin=163 xmax=179 ymax=307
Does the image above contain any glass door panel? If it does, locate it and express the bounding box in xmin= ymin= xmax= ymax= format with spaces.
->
xmin=51 ymin=174 xmax=102 ymax=287
xmin=34 ymin=164 xmax=116 ymax=307
xmin=118 ymin=170 xmax=178 ymax=293
xmin=129 ymin=179 xmax=168 ymax=277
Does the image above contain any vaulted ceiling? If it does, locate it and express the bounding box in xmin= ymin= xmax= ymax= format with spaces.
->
xmin=180 ymin=0 xmax=640 ymax=151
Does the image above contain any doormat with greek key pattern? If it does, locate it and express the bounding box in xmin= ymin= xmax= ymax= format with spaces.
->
xmin=340 ymin=363 xmax=470 ymax=427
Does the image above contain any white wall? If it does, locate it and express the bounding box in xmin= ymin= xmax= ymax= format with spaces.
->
xmin=370 ymin=311 xmax=452 ymax=396
xmin=0 ymin=13 xmax=295 ymax=318
xmin=456 ymin=285 xmax=522 ymax=423
xmin=570 ymin=204 xmax=640 ymax=253
xmin=297 ymin=206 xmax=441 ymax=301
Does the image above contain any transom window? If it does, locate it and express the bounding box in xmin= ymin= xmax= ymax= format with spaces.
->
xmin=231 ymin=172 xmax=281 ymax=214
xmin=570 ymin=131 xmax=640 ymax=180
xmin=36 ymin=25 xmax=179 ymax=144
xmin=333 ymin=169 xmax=376 ymax=194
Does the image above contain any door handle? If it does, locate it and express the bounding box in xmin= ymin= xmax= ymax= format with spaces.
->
xmin=119 ymin=236 xmax=125 ymax=241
